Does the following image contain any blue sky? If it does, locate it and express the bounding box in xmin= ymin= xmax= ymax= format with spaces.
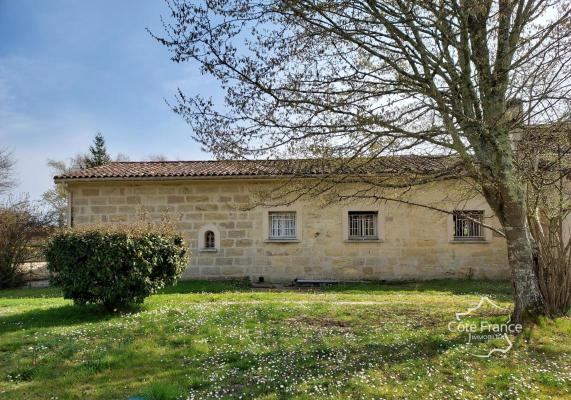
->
xmin=0 ymin=0 xmax=217 ymax=200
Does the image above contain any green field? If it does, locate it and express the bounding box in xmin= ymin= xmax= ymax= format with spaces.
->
xmin=0 ymin=280 xmax=569 ymax=399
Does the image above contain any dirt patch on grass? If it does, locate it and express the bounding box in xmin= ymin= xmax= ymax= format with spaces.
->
xmin=287 ymin=315 xmax=352 ymax=328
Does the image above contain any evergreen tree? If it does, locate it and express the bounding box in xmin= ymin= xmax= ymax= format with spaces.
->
xmin=85 ymin=133 xmax=111 ymax=168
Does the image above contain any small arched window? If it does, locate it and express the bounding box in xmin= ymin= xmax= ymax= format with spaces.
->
xmin=198 ymin=224 xmax=220 ymax=252
xmin=205 ymin=230 xmax=215 ymax=249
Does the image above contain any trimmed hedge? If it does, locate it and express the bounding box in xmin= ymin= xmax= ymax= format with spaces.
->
xmin=45 ymin=223 xmax=189 ymax=309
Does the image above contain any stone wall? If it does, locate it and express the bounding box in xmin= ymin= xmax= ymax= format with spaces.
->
xmin=66 ymin=179 xmax=510 ymax=282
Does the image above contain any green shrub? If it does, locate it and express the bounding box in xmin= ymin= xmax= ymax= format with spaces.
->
xmin=45 ymin=223 xmax=189 ymax=309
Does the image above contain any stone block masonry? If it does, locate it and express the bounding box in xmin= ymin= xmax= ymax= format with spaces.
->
xmin=67 ymin=179 xmax=510 ymax=282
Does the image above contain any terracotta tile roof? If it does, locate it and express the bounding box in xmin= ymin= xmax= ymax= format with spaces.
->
xmin=54 ymin=156 xmax=459 ymax=181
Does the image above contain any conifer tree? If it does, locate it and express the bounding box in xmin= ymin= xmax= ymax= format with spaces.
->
xmin=85 ymin=133 xmax=111 ymax=168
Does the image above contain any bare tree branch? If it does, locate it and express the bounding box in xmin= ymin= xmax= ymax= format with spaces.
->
xmin=0 ymin=149 xmax=16 ymax=195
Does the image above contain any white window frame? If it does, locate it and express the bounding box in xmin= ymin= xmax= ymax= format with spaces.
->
xmin=453 ymin=210 xmax=485 ymax=240
xmin=268 ymin=212 xmax=297 ymax=240
xmin=342 ymin=206 xmax=384 ymax=242
xmin=263 ymin=207 xmax=302 ymax=242
xmin=448 ymin=206 xmax=492 ymax=243
xmin=348 ymin=211 xmax=378 ymax=240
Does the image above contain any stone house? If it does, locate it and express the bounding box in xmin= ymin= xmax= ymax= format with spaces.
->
xmin=54 ymin=159 xmax=510 ymax=282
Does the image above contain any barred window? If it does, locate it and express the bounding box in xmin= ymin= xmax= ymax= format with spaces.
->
xmin=348 ymin=211 xmax=378 ymax=240
xmin=269 ymin=212 xmax=297 ymax=240
xmin=453 ymin=210 xmax=484 ymax=240
xmin=205 ymin=230 xmax=215 ymax=248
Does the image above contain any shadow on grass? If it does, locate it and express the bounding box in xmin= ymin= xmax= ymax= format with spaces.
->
xmin=0 ymin=279 xmax=249 ymax=300
xmin=0 ymin=286 xmax=62 ymax=299
xmin=0 ymin=303 xmax=144 ymax=334
xmin=0 ymin=279 xmax=512 ymax=301
xmin=159 ymin=279 xmax=512 ymax=298
xmin=323 ymin=279 xmax=512 ymax=298
xmin=157 ymin=279 xmax=251 ymax=295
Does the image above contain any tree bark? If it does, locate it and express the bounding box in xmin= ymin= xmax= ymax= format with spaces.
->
xmin=493 ymin=186 xmax=546 ymax=324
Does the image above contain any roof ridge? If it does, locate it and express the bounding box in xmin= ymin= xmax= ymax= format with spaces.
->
xmin=54 ymin=155 xmax=460 ymax=181
xmin=109 ymin=159 xmax=283 ymax=164
xmin=107 ymin=155 xmax=453 ymax=164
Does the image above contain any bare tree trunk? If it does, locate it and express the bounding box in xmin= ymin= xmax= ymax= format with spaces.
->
xmin=499 ymin=192 xmax=546 ymax=324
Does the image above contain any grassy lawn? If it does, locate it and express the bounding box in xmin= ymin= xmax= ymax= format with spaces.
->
xmin=0 ymin=280 xmax=570 ymax=399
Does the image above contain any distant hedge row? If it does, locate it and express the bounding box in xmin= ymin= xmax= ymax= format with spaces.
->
xmin=45 ymin=223 xmax=189 ymax=309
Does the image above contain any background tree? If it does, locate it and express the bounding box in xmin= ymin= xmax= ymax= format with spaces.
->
xmin=42 ymin=160 xmax=72 ymax=227
xmin=115 ymin=152 xmax=131 ymax=162
xmin=43 ymin=136 xmax=126 ymax=226
xmin=515 ymin=123 xmax=571 ymax=315
xmin=0 ymin=196 xmax=51 ymax=288
xmin=0 ymin=149 xmax=15 ymax=195
xmin=146 ymin=154 xmax=169 ymax=162
xmin=42 ymin=155 xmax=90 ymax=227
xmin=85 ymin=132 xmax=111 ymax=168
xmin=154 ymin=0 xmax=571 ymax=322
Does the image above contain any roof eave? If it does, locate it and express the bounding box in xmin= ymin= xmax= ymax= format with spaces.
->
xmin=53 ymin=174 xmax=295 ymax=184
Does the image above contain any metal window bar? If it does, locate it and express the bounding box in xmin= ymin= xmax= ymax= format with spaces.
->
xmin=453 ymin=211 xmax=484 ymax=240
xmin=205 ymin=230 xmax=215 ymax=248
xmin=269 ymin=212 xmax=296 ymax=239
xmin=348 ymin=212 xmax=378 ymax=239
